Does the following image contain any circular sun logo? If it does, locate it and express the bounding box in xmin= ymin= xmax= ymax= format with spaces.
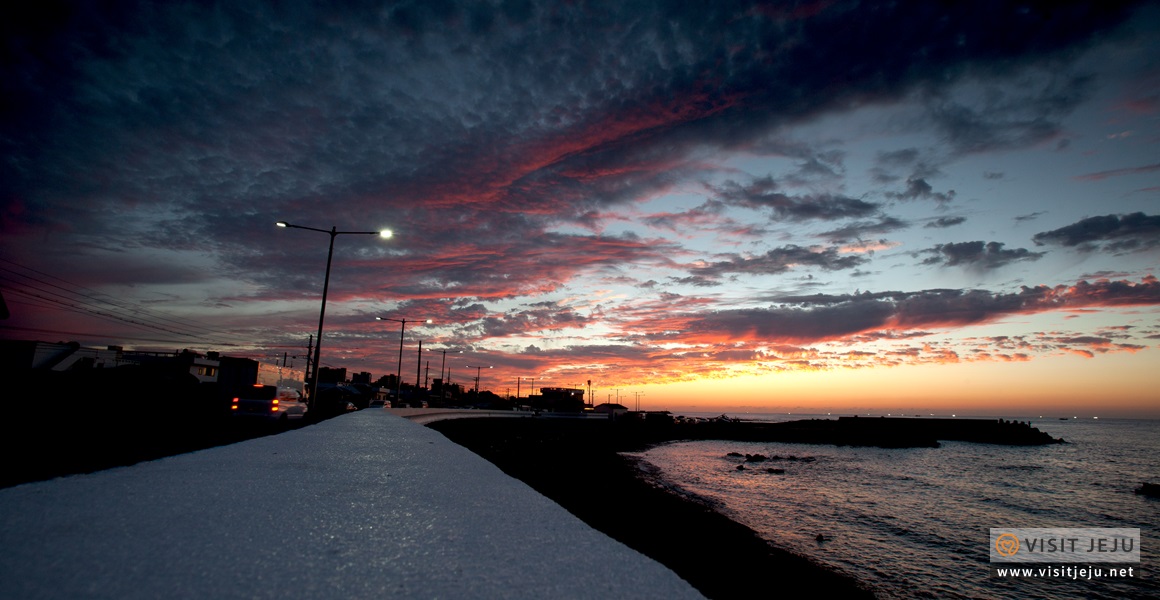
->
xmin=995 ymin=533 xmax=1020 ymax=557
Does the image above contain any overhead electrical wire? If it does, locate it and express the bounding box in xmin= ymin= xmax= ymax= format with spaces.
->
xmin=0 ymin=258 xmax=234 ymax=337
xmin=0 ymin=258 xmax=254 ymax=348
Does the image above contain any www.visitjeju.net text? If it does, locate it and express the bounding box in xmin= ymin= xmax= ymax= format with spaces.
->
xmin=994 ymin=565 xmax=1136 ymax=580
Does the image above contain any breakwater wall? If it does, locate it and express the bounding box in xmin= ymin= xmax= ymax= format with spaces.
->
xmin=619 ymin=416 xmax=1063 ymax=449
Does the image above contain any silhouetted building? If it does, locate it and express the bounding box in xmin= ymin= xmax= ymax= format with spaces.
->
xmin=214 ymin=357 xmax=260 ymax=398
xmin=534 ymin=387 xmax=585 ymax=412
xmin=318 ymin=367 xmax=347 ymax=385
xmin=593 ymin=402 xmax=629 ymax=417
xmin=0 ymin=341 xmax=129 ymax=373
xmin=374 ymin=374 xmax=397 ymax=388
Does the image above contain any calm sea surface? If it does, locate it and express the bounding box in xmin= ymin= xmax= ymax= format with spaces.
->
xmin=629 ymin=415 xmax=1160 ymax=599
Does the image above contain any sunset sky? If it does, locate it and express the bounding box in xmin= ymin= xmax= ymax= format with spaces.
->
xmin=2 ymin=1 xmax=1158 ymax=416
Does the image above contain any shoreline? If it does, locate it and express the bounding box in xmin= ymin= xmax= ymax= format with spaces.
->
xmin=427 ymin=417 xmax=873 ymax=600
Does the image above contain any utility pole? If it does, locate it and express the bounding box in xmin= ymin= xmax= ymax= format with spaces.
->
xmin=416 ymin=340 xmax=423 ymax=393
xmin=440 ymin=350 xmax=447 ymax=392
xmin=305 ymin=335 xmax=314 ymax=395
xmin=467 ymin=365 xmax=491 ymax=396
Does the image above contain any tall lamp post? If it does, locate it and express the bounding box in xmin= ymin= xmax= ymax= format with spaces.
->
xmin=466 ymin=365 xmax=492 ymax=396
xmin=376 ymin=316 xmax=431 ymax=403
xmin=277 ymin=221 xmax=392 ymax=411
xmin=423 ymin=348 xmax=449 ymax=399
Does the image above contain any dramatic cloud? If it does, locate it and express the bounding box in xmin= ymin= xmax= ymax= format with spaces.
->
xmin=713 ymin=178 xmax=879 ymax=221
xmin=1074 ymin=162 xmax=1160 ymax=181
xmin=1033 ymin=212 xmax=1160 ymax=253
xmin=922 ymin=73 xmax=1096 ymax=155
xmin=687 ymin=246 xmax=867 ymax=281
xmin=1 ymin=1 xmax=1156 ymax=400
xmin=885 ymin=177 xmax=957 ymax=203
xmin=633 ymin=277 xmax=1160 ymax=346
xmin=921 ymin=241 xmax=1044 ymax=269
xmin=1015 ymin=212 xmax=1047 ymax=223
xmin=819 ymin=217 xmax=910 ymax=243
xmin=925 ymin=217 xmax=967 ymax=229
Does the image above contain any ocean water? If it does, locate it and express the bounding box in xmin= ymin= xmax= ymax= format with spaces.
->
xmin=629 ymin=415 xmax=1160 ymax=599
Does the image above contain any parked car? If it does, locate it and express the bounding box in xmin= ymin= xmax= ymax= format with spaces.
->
xmin=230 ymin=384 xmax=308 ymax=421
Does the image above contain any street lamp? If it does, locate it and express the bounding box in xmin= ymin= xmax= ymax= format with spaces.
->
xmin=516 ymin=376 xmax=536 ymax=399
xmin=376 ymin=316 xmax=431 ymax=403
xmin=422 ymin=347 xmax=449 ymax=398
xmin=466 ymin=365 xmax=492 ymax=395
xmin=277 ymin=221 xmax=392 ymax=411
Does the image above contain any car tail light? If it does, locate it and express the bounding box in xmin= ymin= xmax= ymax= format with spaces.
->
xmin=271 ymin=399 xmax=279 ymax=412
xmin=231 ymin=397 xmax=239 ymax=410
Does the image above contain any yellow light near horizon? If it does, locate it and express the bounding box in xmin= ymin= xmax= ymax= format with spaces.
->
xmin=635 ymin=351 xmax=1158 ymax=418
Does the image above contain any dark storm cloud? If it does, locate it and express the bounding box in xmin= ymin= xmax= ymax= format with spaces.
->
xmin=641 ymin=200 xmax=769 ymax=239
xmin=870 ymin=148 xmax=925 ymax=183
xmin=690 ymin=245 xmax=867 ymax=280
xmin=1015 ymin=212 xmax=1047 ymax=223
xmin=713 ymin=177 xmax=879 ymax=221
xmin=642 ymin=277 xmax=1160 ymax=345
xmin=925 ymin=216 xmax=967 ymax=229
xmin=876 ymin=148 xmax=921 ymax=167
xmin=1032 ymin=212 xmax=1160 ymax=253
xmin=922 ymin=74 xmax=1096 ymax=155
xmin=1074 ymin=162 xmax=1160 ymax=181
xmin=0 ymin=0 xmax=1148 ymax=301
xmin=921 ymin=241 xmax=1044 ymax=269
xmin=819 ymin=217 xmax=910 ymax=243
xmin=885 ymin=177 xmax=957 ymax=203
xmin=476 ymin=304 xmax=591 ymax=338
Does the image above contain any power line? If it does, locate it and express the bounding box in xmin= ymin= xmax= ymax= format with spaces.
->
xmin=0 ymin=258 xmax=244 ymax=347
xmin=0 ymin=324 xmax=243 ymax=347
xmin=2 ymin=284 xmax=218 ymax=342
xmin=0 ymin=259 xmax=234 ymax=338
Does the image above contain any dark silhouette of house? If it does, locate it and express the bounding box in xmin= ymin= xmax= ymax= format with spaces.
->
xmin=533 ymin=387 xmax=585 ymax=412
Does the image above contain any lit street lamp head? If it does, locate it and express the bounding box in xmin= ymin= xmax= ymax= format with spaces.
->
xmin=274 ymin=219 xmax=394 ymax=409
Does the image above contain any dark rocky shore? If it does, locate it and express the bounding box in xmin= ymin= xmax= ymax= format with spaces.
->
xmin=428 ymin=417 xmax=875 ymax=600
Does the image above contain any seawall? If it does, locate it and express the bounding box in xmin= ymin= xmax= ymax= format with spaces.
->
xmin=0 ymin=410 xmax=704 ymax=599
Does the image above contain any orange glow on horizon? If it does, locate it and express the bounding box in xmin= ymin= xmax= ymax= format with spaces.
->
xmin=624 ymin=351 xmax=1159 ymax=418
